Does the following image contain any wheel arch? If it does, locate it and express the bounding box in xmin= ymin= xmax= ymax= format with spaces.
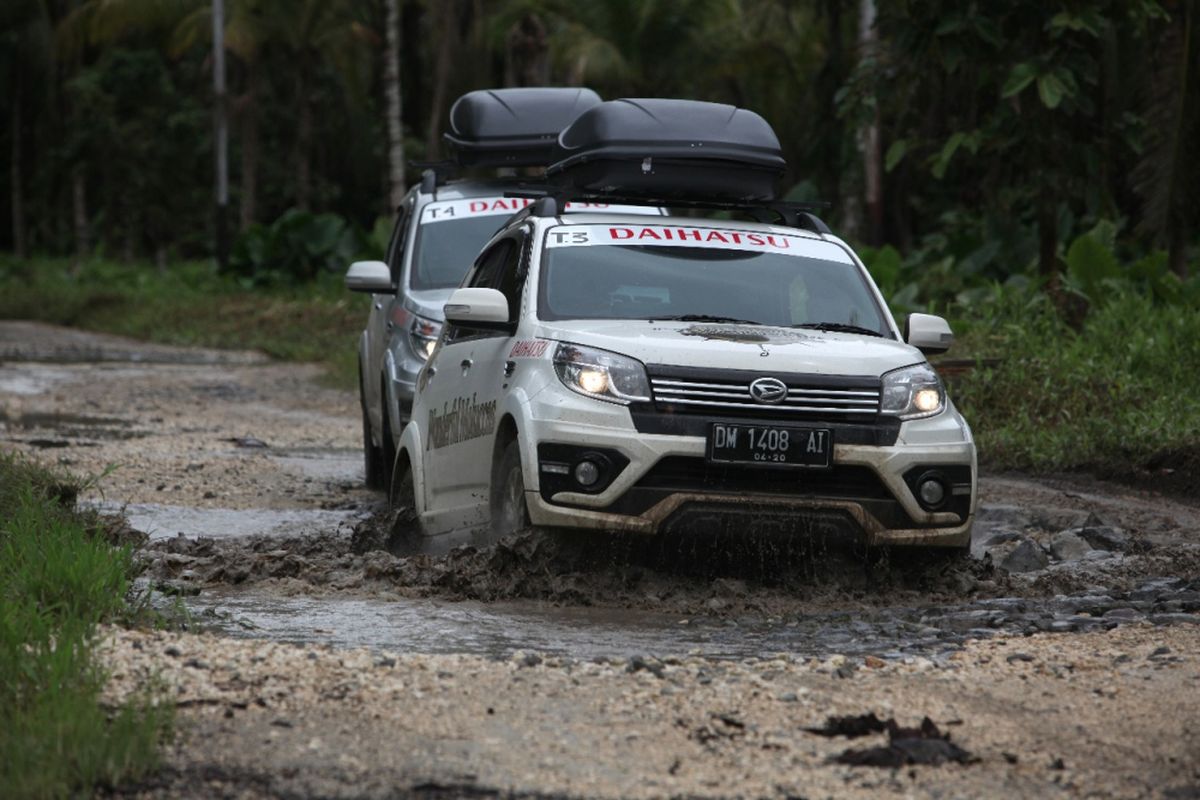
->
xmin=395 ymin=424 xmax=427 ymax=515
xmin=490 ymin=414 xmax=520 ymax=496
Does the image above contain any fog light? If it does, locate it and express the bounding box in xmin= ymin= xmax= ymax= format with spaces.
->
xmin=919 ymin=478 xmax=946 ymax=507
xmin=573 ymin=460 xmax=601 ymax=487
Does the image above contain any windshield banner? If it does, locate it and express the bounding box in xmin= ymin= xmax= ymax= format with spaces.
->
xmin=421 ymin=198 xmax=660 ymax=224
xmin=544 ymin=224 xmax=850 ymax=262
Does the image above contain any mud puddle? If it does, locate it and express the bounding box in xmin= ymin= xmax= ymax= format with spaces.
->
xmin=97 ymin=503 xmax=369 ymax=541
xmin=140 ymin=500 xmax=1200 ymax=662
xmin=177 ymin=572 xmax=1200 ymax=661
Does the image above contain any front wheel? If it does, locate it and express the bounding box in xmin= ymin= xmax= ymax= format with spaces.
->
xmin=490 ymin=441 xmax=530 ymax=539
xmin=380 ymin=394 xmax=398 ymax=492
xmin=387 ymin=454 xmax=423 ymax=553
xmin=360 ymin=367 xmax=385 ymax=490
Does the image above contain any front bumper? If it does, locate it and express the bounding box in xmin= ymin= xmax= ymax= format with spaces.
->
xmin=520 ymin=395 xmax=976 ymax=548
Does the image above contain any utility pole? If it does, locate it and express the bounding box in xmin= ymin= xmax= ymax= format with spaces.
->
xmin=213 ymin=0 xmax=229 ymax=268
xmin=858 ymin=0 xmax=883 ymax=246
xmin=384 ymin=0 xmax=406 ymax=209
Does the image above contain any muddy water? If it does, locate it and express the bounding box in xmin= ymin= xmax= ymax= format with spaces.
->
xmin=149 ymin=496 xmax=1200 ymax=663
xmin=100 ymin=503 xmax=367 ymax=541
xmin=177 ymin=561 xmax=1200 ymax=661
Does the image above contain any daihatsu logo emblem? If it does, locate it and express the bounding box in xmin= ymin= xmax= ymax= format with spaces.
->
xmin=749 ymin=377 xmax=788 ymax=404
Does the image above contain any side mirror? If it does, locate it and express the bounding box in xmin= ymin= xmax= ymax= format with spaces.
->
xmin=344 ymin=260 xmax=393 ymax=293
xmin=905 ymin=313 xmax=954 ymax=354
xmin=444 ymin=287 xmax=511 ymax=329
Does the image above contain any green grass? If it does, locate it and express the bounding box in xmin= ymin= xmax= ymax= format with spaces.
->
xmin=0 ymin=257 xmax=368 ymax=390
xmin=0 ymin=454 xmax=173 ymax=798
xmin=947 ymin=288 xmax=1200 ymax=472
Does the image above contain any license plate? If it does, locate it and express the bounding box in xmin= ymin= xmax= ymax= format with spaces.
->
xmin=707 ymin=423 xmax=832 ymax=468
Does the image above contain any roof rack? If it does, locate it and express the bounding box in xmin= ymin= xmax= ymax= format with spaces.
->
xmin=504 ymin=184 xmax=833 ymax=235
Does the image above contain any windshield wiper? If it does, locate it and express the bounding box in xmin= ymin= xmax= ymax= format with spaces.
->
xmin=791 ymin=322 xmax=885 ymax=337
xmin=651 ymin=314 xmax=763 ymax=325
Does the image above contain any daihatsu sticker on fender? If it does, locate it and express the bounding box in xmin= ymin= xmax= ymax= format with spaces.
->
xmin=421 ymin=198 xmax=660 ymax=224
xmin=544 ymin=224 xmax=851 ymax=262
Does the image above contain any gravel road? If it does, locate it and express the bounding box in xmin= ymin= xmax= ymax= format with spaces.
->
xmin=3 ymin=321 xmax=1199 ymax=799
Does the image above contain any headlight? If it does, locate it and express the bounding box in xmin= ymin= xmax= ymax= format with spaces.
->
xmin=553 ymin=343 xmax=651 ymax=404
xmin=880 ymin=363 xmax=945 ymax=419
xmin=409 ymin=316 xmax=442 ymax=361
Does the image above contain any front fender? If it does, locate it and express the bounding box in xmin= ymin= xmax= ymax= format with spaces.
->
xmin=498 ymin=386 xmax=541 ymax=493
xmin=396 ymin=420 xmax=427 ymax=515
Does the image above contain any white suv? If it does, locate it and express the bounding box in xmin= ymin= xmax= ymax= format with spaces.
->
xmin=389 ymin=204 xmax=976 ymax=552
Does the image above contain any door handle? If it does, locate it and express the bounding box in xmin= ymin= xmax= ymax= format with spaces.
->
xmin=460 ymin=358 xmax=473 ymax=371
xmin=503 ymin=360 xmax=516 ymax=377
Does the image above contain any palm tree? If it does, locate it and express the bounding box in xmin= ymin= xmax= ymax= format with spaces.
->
xmin=384 ymin=0 xmax=405 ymax=207
xmin=1133 ymin=0 xmax=1199 ymax=278
xmin=1 ymin=0 xmax=54 ymax=259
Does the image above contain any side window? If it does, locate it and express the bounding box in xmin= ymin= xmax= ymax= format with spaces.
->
xmin=386 ymin=197 xmax=414 ymax=283
xmin=468 ymin=239 xmax=513 ymax=289
xmin=496 ymin=233 xmax=528 ymax=322
xmin=445 ymin=239 xmax=515 ymax=344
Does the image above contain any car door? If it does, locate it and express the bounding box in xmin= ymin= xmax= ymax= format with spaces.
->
xmin=421 ymin=233 xmax=525 ymax=518
xmin=365 ymin=195 xmax=413 ymax=433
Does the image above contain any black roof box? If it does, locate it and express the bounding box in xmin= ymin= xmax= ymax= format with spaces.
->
xmin=546 ymin=99 xmax=786 ymax=201
xmin=443 ymin=87 xmax=602 ymax=168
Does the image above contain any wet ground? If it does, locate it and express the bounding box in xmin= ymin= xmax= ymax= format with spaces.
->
xmin=4 ymin=321 xmax=1200 ymax=798
xmin=3 ymin=319 xmax=1198 ymax=659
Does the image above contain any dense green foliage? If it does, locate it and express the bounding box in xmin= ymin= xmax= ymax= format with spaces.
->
xmin=0 ymin=454 xmax=173 ymax=798
xmin=2 ymin=1 xmax=1196 ymax=280
xmin=952 ymin=286 xmax=1200 ymax=471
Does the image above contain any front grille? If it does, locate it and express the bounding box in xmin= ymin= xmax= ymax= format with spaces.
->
xmin=647 ymin=368 xmax=881 ymax=422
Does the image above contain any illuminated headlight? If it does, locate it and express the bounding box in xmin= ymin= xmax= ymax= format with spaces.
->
xmin=409 ymin=316 xmax=442 ymax=362
xmin=880 ymin=363 xmax=945 ymax=420
xmin=553 ymin=343 xmax=651 ymax=404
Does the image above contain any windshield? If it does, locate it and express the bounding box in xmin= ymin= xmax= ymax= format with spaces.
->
xmin=537 ymin=223 xmax=889 ymax=334
xmin=411 ymin=198 xmax=524 ymax=289
xmin=412 ymin=198 xmax=666 ymax=290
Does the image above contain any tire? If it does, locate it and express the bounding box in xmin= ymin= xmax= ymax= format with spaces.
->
xmin=490 ymin=440 xmax=530 ymax=539
xmin=380 ymin=391 xmax=398 ymax=492
xmin=360 ymin=367 xmax=385 ymax=490
xmin=387 ymin=454 xmax=423 ymax=552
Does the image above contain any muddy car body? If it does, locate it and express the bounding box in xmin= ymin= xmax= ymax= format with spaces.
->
xmin=389 ymin=98 xmax=976 ymax=551
xmin=391 ymin=209 xmax=976 ymax=550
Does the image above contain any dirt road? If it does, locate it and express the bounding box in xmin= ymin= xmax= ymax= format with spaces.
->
xmin=2 ymin=321 xmax=1199 ymax=799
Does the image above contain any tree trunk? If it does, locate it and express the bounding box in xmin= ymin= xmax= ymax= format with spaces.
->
xmin=213 ymin=0 xmax=230 ymax=267
xmin=1037 ymin=193 xmax=1057 ymax=278
xmin=10 ymin=76 xmax=26 ymax=260
xmin=425 ymin=0 xmax=457 ymax=159
xmin=295 ymin=74 xmax=313 ymax=211
xmin=72 ymin=165 xmax=89 ymax=271
xmin=858 ymin=0 xmax=883 ymax=246
xmin=1168 ymin=217 xmax=1188 ymax=278
xmin=384 ymin=0 xmax=406 ymax=209
xmin=505 ymin=13 xmax=548 ymax=87
xmin=240 ymin=63 xmax=261 ymax=230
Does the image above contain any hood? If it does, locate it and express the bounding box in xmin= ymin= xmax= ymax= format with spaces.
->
xmin=404 ymin=288 xmax=457 ymax=322
xmin=533 ymin=319 xmax=925 ymax=377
